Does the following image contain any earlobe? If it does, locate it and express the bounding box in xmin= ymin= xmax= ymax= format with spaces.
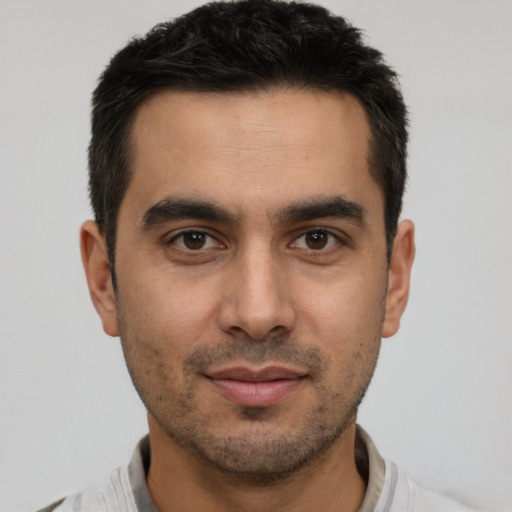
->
xmin=382 ymin=220 xmax=415 ymax=338
xmin=80 ymin=220 xmax=119 ymax=337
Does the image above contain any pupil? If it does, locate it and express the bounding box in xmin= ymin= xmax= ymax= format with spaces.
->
xmin=184 ymin=232 xmax=205 ymax=249
xmin=306 ymin=231 xmax=327 ymax=249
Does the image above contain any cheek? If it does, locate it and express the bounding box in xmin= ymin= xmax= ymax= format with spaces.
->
xmin=301 ymin=273 xmax=386 ymax=326
xmin=117 ymin=267 xmax=220 ymax=352
xmin=296 ymin=272 xmax=386 ymax=360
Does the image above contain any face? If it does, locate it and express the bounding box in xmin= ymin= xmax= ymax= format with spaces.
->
xmin=82 ymin=88 xmax=413 ymax=481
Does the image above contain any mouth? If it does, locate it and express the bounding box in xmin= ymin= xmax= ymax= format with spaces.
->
xmin=205 ymin=366 xmax=307 ymax=407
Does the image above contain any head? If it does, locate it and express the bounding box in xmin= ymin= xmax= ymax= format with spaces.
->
xmin=88 ymin=0 xmax=408 ymax=274
xmin=82 ymin=0 xmax=414 ymax=484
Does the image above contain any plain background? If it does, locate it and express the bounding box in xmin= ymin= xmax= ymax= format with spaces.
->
xmin=1 ymin=1 xmax=511 ymax=510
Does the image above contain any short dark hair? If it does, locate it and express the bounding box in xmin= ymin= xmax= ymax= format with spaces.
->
xmin=89 ymin=0 xmax=408 ymax=268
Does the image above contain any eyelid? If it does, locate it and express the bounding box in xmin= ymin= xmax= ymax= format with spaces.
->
xmin=167 ymin=229 xmax=224 ymax=251
xmin=164 ymin=226 xmax=348 ymax=253
xmin=289 ymin=228 xmax=344 ymax=250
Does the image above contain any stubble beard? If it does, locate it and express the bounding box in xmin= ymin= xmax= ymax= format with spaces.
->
xmin=120 ymin=328 xmax=380 ymax=485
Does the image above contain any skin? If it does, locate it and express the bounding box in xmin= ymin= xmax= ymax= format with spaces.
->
xmin=81 ymin=89 xmax=415 ymax=512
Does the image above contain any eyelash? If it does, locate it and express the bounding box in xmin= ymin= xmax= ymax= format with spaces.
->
xmin=290 ymin=229 xmax=342 ymax=251
xmin=166 ymin=228 xmax=343 ymax=253
xmin=168 ymin=230 xmax=223 ymax=251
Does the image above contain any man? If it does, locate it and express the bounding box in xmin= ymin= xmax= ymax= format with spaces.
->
xmin=41 ymin=1 xmax=475 ymax=510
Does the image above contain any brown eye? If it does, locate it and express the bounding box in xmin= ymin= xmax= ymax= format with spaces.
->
xmin=304 ymin=231 xmax=328 ymax=249
xmin=182 ymin=232 xmax=206 ymax=249
xmin=171 ymin=231 xmax=220 ymax=251
xmin=291 ymin=230 xmax=339 ymax=251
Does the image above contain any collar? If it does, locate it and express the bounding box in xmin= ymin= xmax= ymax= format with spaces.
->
xmin=127 ymin=425 xmax=386 ymax=512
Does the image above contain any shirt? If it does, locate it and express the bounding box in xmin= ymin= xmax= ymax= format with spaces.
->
xmin=42 ymin=426 xmax=477 ymax=512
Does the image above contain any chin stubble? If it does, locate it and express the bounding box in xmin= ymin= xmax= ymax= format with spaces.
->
xmin=125 ymin=337 xmax=380 ymax=485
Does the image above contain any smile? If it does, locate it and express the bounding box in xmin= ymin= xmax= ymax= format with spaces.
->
xmin=205 ymin=366 xmax=307 ymax=407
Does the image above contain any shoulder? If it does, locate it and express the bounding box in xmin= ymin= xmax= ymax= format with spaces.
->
xmin=34 ymin=436 xmax=152 ymax=512
xmin=35 ymin=466 xmax=138 ymax=512
xmin=36 ymin=498 xmax=66 ymax=512
xmin=357 ymin=426 xmax=478 ymax=512
xmin=411 ymin=478 xmax=478 ymax=512
xmin=386 ymin=460 xmax=478 ymax=512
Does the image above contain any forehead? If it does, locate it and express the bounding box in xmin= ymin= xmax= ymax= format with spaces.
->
xmin=124 ymin=88 xmax=380 ymax=222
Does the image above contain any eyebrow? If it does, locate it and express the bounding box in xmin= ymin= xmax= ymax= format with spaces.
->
xmin=277 ymin=196 xmax=365 ymax=225
xmin=140 ymin=198 xmax=234 ymax=229
xmin=140 ymin=194 xmax=365 ymax=230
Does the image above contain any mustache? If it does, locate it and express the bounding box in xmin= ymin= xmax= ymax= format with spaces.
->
xmin=184 ymin=337 xmax=327 ymax=376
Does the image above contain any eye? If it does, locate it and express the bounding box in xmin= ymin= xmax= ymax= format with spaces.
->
xmin=291 ymin=230 xmax=339 ymax=250
xmin=170 ymin=231 xmax=222 ymax=251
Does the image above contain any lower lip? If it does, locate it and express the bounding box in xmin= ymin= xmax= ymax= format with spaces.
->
xmin=208 ymin=378 xmax=305 ymax=407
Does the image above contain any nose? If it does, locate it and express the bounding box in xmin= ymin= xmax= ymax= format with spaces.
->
xmin=218 ymin=245 xmax=296 ymax=340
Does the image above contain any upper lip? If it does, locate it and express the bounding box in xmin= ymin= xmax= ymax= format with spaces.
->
xmin=206 ymin=365 xmax=307 ymax=382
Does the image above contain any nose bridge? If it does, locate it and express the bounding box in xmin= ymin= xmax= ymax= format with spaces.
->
xmin=219 ymin=239 xmax=295 ymax=340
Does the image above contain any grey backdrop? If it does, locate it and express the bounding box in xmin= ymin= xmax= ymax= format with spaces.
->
xmin=1 ymin=1 xmax=511 ymax=510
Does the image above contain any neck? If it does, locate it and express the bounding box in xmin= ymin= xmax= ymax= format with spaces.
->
xmin=146 ymin=415 xmax=366 ymax=512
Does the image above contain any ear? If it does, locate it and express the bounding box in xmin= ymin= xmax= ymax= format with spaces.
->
xmin=382 ymin=220 xmax=415 ymax=338
xmin=80 ymin=220 xmax=119 ymax=337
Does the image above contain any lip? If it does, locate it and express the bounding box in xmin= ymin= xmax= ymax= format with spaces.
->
xmin=205 ymin=365 xmax=307 ymax=407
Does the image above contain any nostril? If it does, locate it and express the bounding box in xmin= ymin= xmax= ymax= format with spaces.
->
xmin=268 ymin=325 xmax=289 ymax=337
xmin=225 ymin=324 xmax=292 ymax=343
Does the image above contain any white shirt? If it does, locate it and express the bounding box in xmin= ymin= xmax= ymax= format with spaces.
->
xmin=47 ymin=427 xmax=477 ymax=512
